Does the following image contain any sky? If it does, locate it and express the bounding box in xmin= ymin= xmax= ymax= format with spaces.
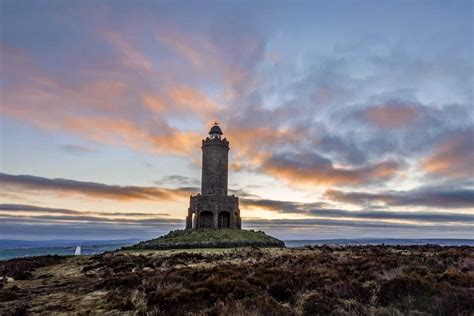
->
xmin=0 ymin=0 xmax=473 ymax=240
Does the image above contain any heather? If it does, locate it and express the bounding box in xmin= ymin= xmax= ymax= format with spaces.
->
xmin=1 ymin=246 xmax=473 ymax=315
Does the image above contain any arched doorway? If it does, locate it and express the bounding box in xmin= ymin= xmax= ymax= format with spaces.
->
xmin=218 ymin=211 xmax=230 ymax=228
xmin=200 ymin=211 xmax=213 ymax=228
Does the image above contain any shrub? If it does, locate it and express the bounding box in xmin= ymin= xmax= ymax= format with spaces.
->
xmin=268 ymin=281 xmax=293 ymax=302
xmin=302 ymin=292 xmax=339 ymax=316
xmin=379 ymin=275 xmax=436 ymax=311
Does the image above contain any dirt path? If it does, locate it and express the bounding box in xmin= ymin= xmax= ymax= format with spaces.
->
xmin=1 ymin=256 xmax=110 ymax=314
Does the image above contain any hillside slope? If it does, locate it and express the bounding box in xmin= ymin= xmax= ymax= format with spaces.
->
xmin=122 ymin=229 xmax=285 ymax=250
xmin=1 ymin=246 xmax=473 ymax=314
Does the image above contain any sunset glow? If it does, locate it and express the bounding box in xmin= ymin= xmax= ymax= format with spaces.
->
xmin=1 ymin=0 xmax=472 ymax=240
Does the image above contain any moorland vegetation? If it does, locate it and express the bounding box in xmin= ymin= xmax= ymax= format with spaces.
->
xmin=1 ymin=245 xmax=473 ymax=315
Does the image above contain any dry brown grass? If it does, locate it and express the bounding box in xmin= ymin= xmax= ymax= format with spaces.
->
xmin=1 ymin=245 xmax=473 ymax=315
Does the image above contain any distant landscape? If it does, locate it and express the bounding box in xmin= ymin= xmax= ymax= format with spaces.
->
xmin=2 ymin=238 xmax=474 ymax=261
xmin=0 ymin=239 xmax=141 ymax=261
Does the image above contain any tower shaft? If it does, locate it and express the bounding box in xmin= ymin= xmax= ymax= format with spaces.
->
xmin=201 ymin=138 xmax=229 ymax=196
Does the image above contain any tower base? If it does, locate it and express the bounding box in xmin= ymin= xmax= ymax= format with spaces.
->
xmin=185 ymin=194 xmax=241 ymax=229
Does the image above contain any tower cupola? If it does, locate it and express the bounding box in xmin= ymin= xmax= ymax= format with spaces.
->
xmin=209 ymin=122 xmax=223 ymax=139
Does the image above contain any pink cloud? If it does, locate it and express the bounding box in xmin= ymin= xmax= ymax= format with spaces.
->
xmin=0 ymin=172 xmax=193 ymax=202
xmin=422 ymin=130 xmax=474 ymax=179
xmin=262 ymin=153 xmax=404 ymax=186
xmin=361 ymin=104 xmax=419 ymax=128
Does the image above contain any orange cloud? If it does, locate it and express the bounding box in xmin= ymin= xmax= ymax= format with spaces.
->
xmin=63 ymin=116 xmax=201 ymax=155
xmin=142 ymin=94 xmax=168 ymax=112
xmin=215 ymin=127 xmax=298 ymax=171
xmin=1 ymin=43 xmax=206 ymax=156
xmin=79 ymin=81 xmax=129 ymax=110
xmin=153 ymin=25 xmax=262 ymax=99
xmin=227 ymin=127 xmax=295 ymax=153
xmin=141 ymin=84 xmax=218 ymax=119
xmin=2 ymin=29 xmax=280 ymax=164
xmin=3 ymin=84 xmax=199 ymax=155
xmin=362 ymin=104 xmax=419 ymax=128
xmin=324 ymin=189 xmax=393 ymax=205
xmin=103 ymin=31 xmax=154 ymax=72
xmin=325 ymin=187 xmax=474 ymax=209
xmin=262 ymin=152 xmax=403 ymax=186
xmin=422 ymin=130 xmax=474 ymax=179
xmin=0 ymin=173 xmax=194 ymax=202
xmin=154 ymin=28 xmax=213 ymax=69
xmin=167 ymin=85 xmax=217 ymax=113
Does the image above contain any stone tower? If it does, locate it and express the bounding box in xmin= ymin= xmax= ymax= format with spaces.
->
xmin=185 ymin=123 xmax=241 ymax=229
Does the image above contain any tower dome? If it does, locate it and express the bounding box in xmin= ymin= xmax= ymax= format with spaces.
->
xmin=209 ymin=122 xmax=223 ymax=139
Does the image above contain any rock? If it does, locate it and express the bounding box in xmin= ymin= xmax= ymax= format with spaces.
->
xmin=0 ymin=277 xmax=15 ymax=283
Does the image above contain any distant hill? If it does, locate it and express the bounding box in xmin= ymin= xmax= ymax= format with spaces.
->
xmin=284 ymin=238 xmax=474 ymax=247
xmin=0 ymin=238 xmax=144 ymax=249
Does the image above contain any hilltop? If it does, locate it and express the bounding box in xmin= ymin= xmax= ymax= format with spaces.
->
xmin=122 ymin=229 xmax=285 ymax=250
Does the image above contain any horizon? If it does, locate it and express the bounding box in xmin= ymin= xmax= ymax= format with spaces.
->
xmin=2 ymin=237 xmax=474 ymax=243
xmin=1 ymin=0 xmax=473 ymax=241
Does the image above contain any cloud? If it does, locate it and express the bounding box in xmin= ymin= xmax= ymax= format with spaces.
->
xmin=325 ymin=186 xmax=474 ymax=209
xmin=167 ymin=85 xmax=217 ymax=115
xmin=242 ymin=218 xmax=474 ymax=240
xmin=422 ymin=129 xmax=474 ymax=179
xmin=59 ymin=144 xmax=97 ymax=155
xmin=0 ymin=173 xmax=193 ymax=201
xmin=103 ymin=31 xmax=154 ymax=72
xmin=70 ymin=115 xmax=198 ymax=156
xmin=261 ymin=151 xmax=404 ymax=186
xmin=0 ymin=204 xmax=85 ymax=215
xmin=0 ymin=217 xmax=183 ymax=240
xmin=141 ymin=94 xmax=168 ymax=112
xmin=332 ymin=101 xmax=473 ymax=163
xmin=2 ymin=80 xmax=199 ymax=154
xmin=1 ymin=203 xmax=471 ymax=241
xmin=155 ymin=175 xmax=200 ymax=188
xmin=241 ymin=197 xmax=473 ymax=223
xmin=241 ymin=198 xmax=330 ymax=212
xmin=141 ymin=85 xmax=218 ymax=119
xmin=359 ymin=103 xmax=420 ymax=128
xmin=243 ymin=217 xmax=473 ymax=229
xmin=0 ymin=213 xmax=178 ymax=225
xmin=0 ymin=24 xmax=267 ymax=160
xmin=0 ymin=203 xmax=184 ymax=239
xmin=314 ymin=132 xmax=368 ymax=165
xmin=1 ymin=2 xmax=473 ymax=231
xmin=0 ymin=41 xmax=201 ymax=156
xmin=0 ymin=204 xmax=169 ymax=217
xmin=154 ymin=26 xmax=213 ymax=69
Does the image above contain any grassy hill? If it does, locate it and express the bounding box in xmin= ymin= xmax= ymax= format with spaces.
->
xmin=122 ymin=229 xmax=285 ymax=250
